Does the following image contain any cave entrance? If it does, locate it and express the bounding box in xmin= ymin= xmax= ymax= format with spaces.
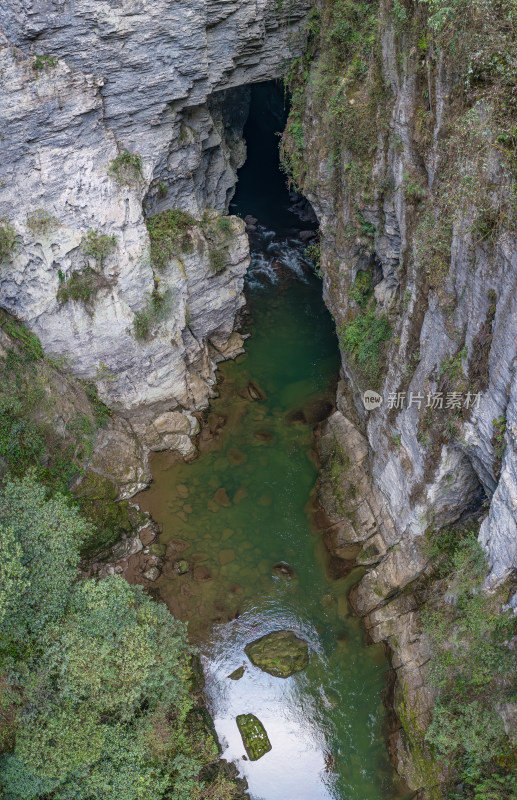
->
xmin=230 ymin=80 xmax=316 ymax=234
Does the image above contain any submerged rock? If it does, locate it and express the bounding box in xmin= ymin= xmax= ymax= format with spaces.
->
xmin=244 ymin=630 xmax=309 ymax=678
xmin=143 ymin=566 xmax=161 ymax=582
xmin=236 ymin=713 xmax=272 ymax=761
xmin=214 ymin=488 xmax=232 ymax=507
xmin=148 ymin=542 xmax=166 ymax=557
xmin=246 ymin=381 xmax=266 ymax=401
xmin=272 ymin=561 xmax=296 ymax=579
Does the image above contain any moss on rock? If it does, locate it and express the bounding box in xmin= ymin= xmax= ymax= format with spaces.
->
xmin=236 ymin=713 xmax=272 ymax=761
xmin=244 ymin=630 xmax=309 ymax=678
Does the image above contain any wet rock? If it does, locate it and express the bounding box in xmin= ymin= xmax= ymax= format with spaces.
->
xmin=193 ymin=565 xmax=212 ymax=581
xmin=228 ymin=447 xmax=246 ymax=465
xmin=272 ymin=561 xmax=296 ymax=579
xmin=228 ymin=665 xmax=246 ymax=680
xmin=166 ymin=539 xmax=189 ymax=557
xmin=233 ymin=488 xmax=248 ymax=503
xmin=244 ymin=215 xmax=258 ymax=225
xmin=112 ymin=536 xmax=143 ymax=560
xmin=191 ymin=552 xmax=209 ymax=562
xmin=143 ymin=566 xmax=161 ymax=582
xmin=254 ymin=430 xmax=273 ymax=441
xmin=139 ymin=527 xmax=156 ymax=546
xmin=246 ymin=381 xmax=266 ymax=401
xmin=299 ymin=229 xmax=316 ymax=242
xmin=207 ymin=413 xmax=226 ymax=434
xmin=148 ymin=542 xmax=166 ymax=557
xmin=174 ymin=559 xmax=189 ymax=575
xmin=219 ymin=549 xmax=235 ymax=565
xmin=189 ymin=653 xmax=205 ymax=694
xmin=214 ymin=488 xmax=232 ymax=507
xmin=245 ymin=630 xmax=309 ymax=678
xmin=303 ymin=398 xmax=334 ymax=425
xmin=284 ymin=408 xmax=307 ymax=425
xmin=236 ymin=713 xmax=272 ymax=761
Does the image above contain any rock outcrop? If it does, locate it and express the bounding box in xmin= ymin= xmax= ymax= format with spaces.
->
xmin=0 ymin=0 xmax=311 ymax=454
xmin=284 ymin=0 xmax=517 ymax=794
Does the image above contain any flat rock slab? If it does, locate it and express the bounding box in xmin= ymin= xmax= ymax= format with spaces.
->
xmin=236 ymin=713 xmax=272 ymax=761
xmin=244 ymin=630 xmax=309 ymax=678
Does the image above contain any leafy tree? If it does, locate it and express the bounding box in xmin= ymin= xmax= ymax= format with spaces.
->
xmin=0 ymin=474 xmax=89 ymax=648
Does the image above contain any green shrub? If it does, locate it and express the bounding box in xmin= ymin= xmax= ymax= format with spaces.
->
xmin=147 ymin=208 xmax=197 ymax=270
xmin=26 ymin=209 xmax=58 ymax=237
xmin=0 ymin=219 xmax=17 ymax=264
xmin=349 ymin=270 xmax=373 ymax=308
xmin=32 ymin=55 xmax=57 ymax=70
xmin=81 ymin=229 xmax=117 ymax=265
xmin=339 ymin=310 xmax=391 ymax=383
xmin=423 ymin=532 xmax=517 ymax=795
xmin=0 ymin=315 xmax=43 ymax=361
xmin=0 ymin=474 xmax=89 ymax=644
xmin=208 ymin=247 xmax=228 ymax=275
xmin=84 ymin=382 xmax=112 ymax=428
xmin=305 ymin=241 xmax=321 ymax=272
xmin=108 ymin=150 xmax=143 ymax=186
xmin=492 ymin=414 xmax=507 ymax=460
xmin=133 ymin=285 xmax=170 ymax=340
xmin=403 ymin=172 xmax=427 ymax=203
xmin=216 ymin=216 xmax=232 ymax=234
xmin=57 ymin=267 xmax=101 ymax=307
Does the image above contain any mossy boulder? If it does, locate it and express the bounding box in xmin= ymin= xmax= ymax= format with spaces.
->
xmin=244 ymin=630 xmax=309 ymax=678
xmin=236 ymin=714 xmax=271 ymax=761
xmin=228 ymin=665 xmax=245 ymax=681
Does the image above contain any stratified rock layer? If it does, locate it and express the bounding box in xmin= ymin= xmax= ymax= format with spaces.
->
xmin=0 ymin=0 xmax=311 ymax=424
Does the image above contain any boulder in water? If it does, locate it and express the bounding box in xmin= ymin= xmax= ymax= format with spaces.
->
xmin=246 ymin=381 xmax=266 ymax=401
xmin=299 ymin=229 xmax=316 ymax=242
xmin=245 ymin=630 xmax=309 ymax=678
xmin=236 ymin=713 xmax=272 ymax=760
xmin=228 ymin=665 xmax=245 ymax=681
xmin=143 ymin=566 xmax=160 ymax=582
xmin=272 ymin=561 xmax=296 ymax=579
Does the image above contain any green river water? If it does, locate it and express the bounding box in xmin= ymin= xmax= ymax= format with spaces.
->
xmin=136 ymin=83 xmax=408 ymax=800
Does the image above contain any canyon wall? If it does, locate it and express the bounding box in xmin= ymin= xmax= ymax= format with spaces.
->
xmin=282 ymin=0 xmax=517 ymax=795
xmin=0 ymin=0 xmax=311 ymax=467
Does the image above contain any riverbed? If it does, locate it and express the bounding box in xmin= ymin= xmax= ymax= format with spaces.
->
xmin=135 ymin=82 xmax=407 ymax=800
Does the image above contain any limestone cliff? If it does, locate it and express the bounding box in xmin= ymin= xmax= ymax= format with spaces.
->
xmin=283 ymin=0 xmax=517 ymax=795
xmin=0 ymin=0 xmax=311 ymax=460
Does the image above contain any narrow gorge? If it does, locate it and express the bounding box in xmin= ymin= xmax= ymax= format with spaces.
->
xmin=0 ymin=1 xmax=516 ymax=800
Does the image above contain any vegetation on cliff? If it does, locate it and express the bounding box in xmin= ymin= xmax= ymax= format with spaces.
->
xmin=281 ymin=0 xmax=517 ymax=796
xmin=423 ymin=528 xmax=517 ymax=798
xmin=0 ymin=316 xmax=241 ymax=800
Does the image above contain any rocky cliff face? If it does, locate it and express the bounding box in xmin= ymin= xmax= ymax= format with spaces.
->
xmin=0 ymin=0 xmax=311 ymax=462
xmin=283 ymin=0 xmax=517 ymax=794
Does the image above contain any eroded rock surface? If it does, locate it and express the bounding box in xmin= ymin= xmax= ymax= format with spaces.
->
xmin=0 ymin=0 xmax=311 ymax=453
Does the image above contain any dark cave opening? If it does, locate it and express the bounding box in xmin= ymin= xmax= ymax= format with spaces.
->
xmin=230 ymin=80 xmax=317 ymax=234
